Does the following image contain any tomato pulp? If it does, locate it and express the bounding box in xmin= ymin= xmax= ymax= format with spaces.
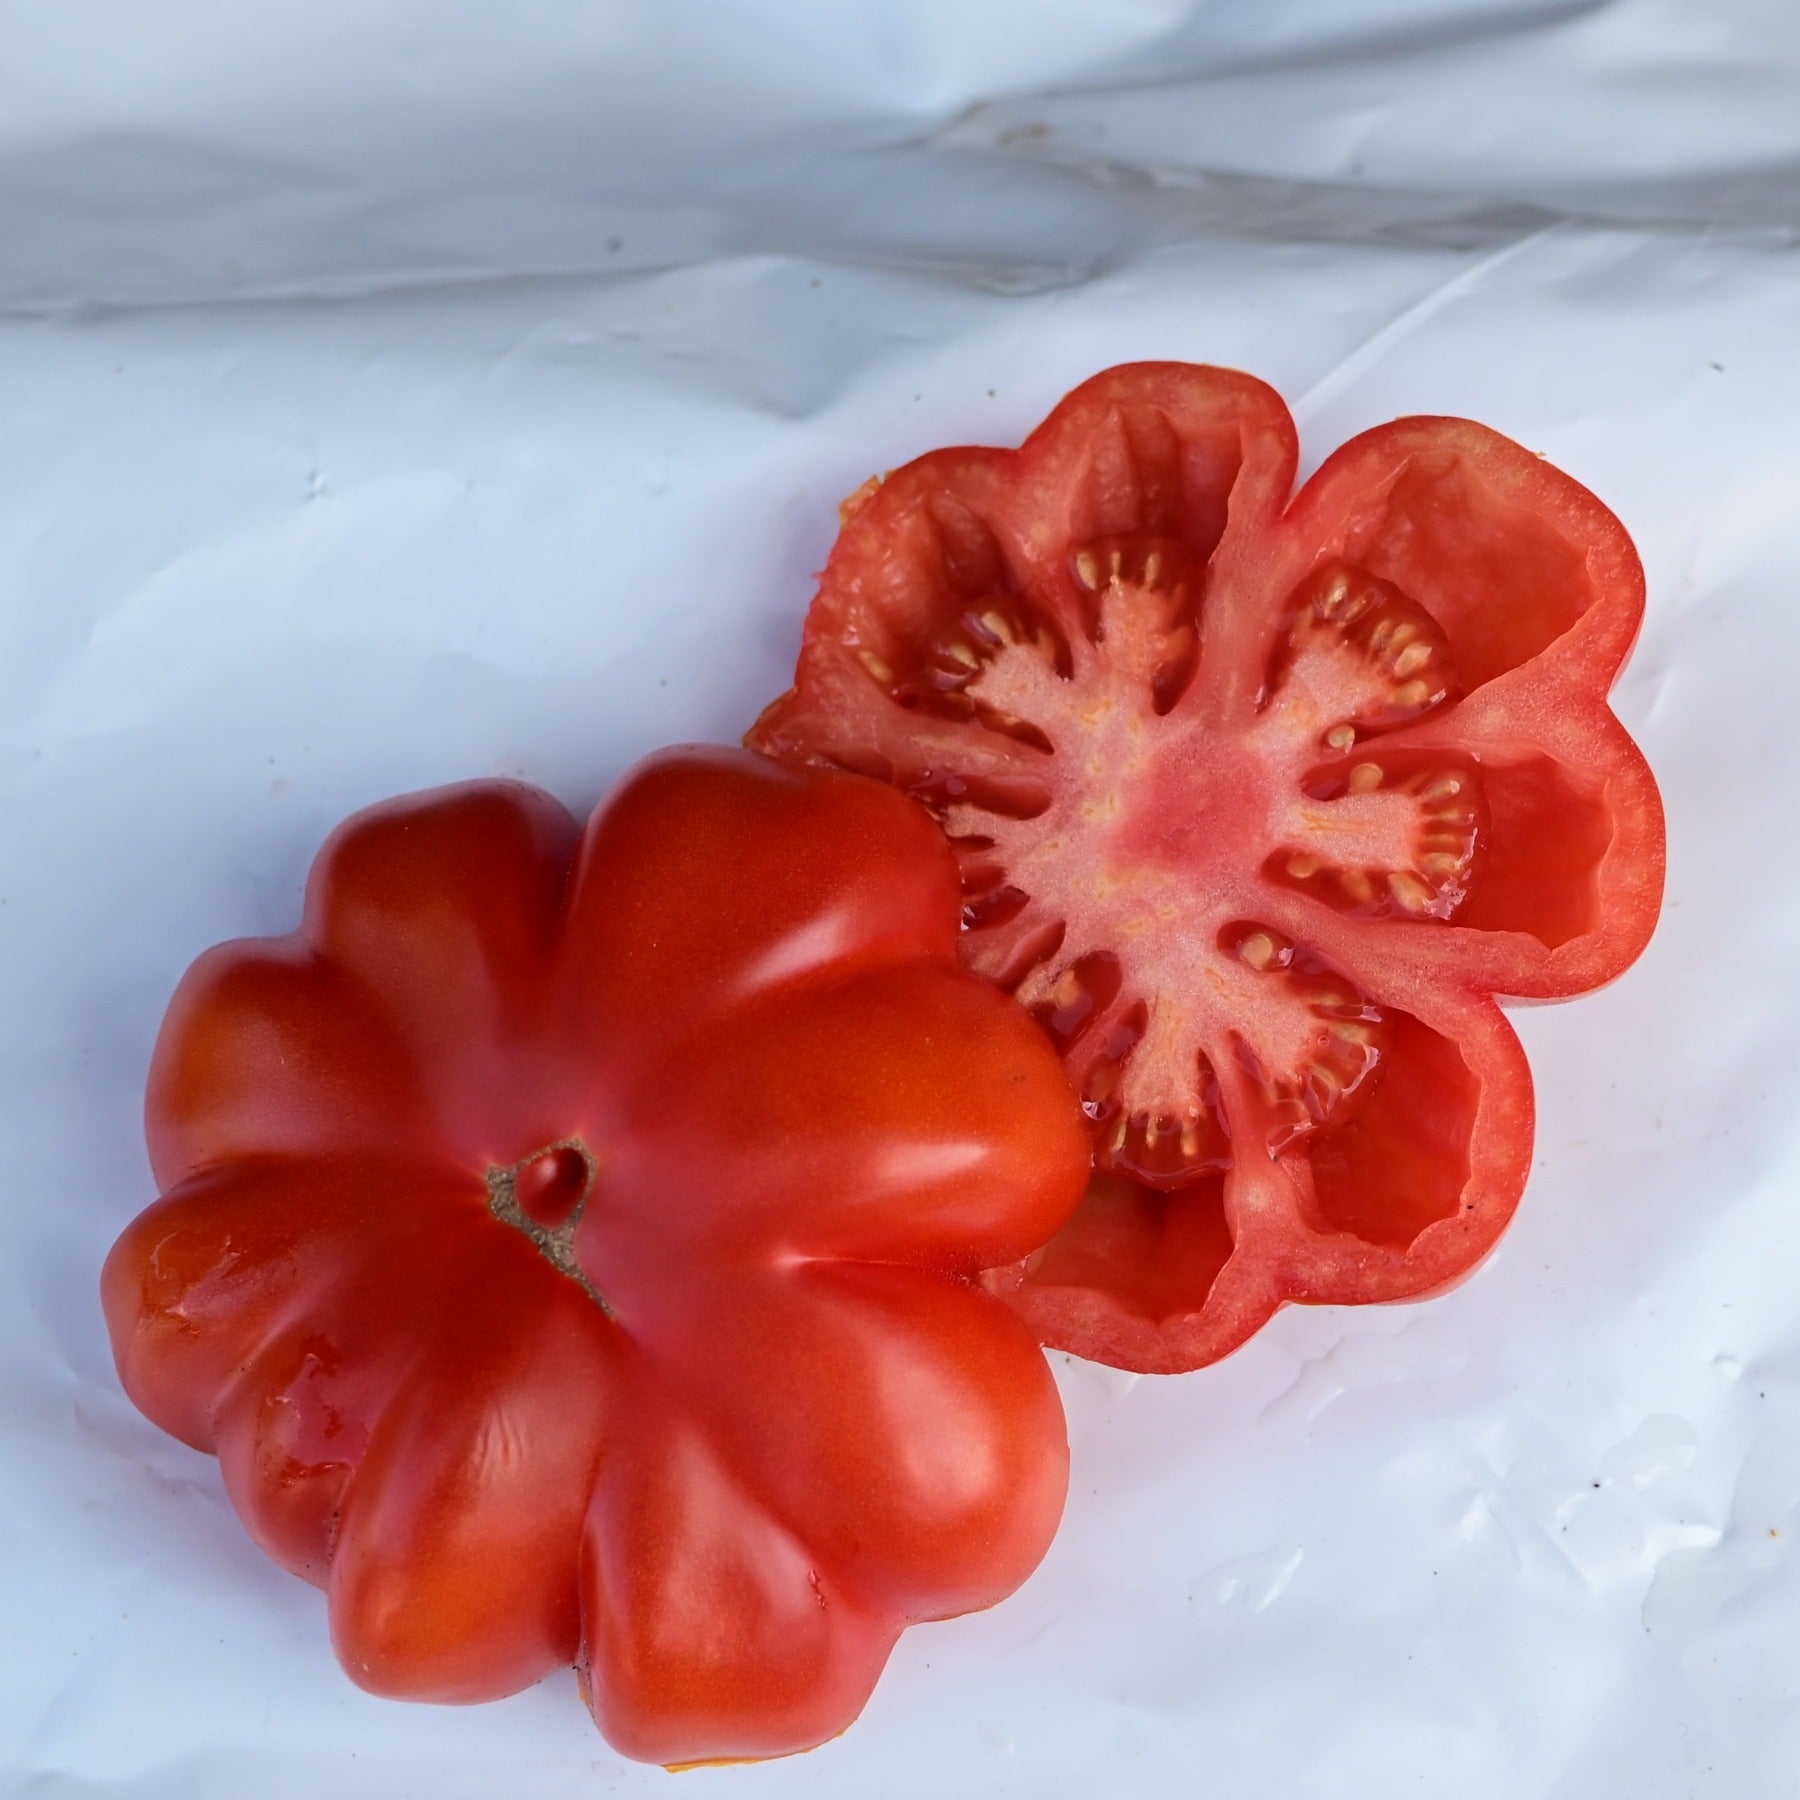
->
xmin=751 ymin=363 xmax=1665 ymax=1372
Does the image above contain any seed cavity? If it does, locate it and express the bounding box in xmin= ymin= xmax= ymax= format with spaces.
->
xmin=1101 ymin=1096 xmax=1231 ymax=1188
xmin=1095 ymin=1084 xmax=1231 ymax=1190
xmin=1065 ymin=533 xmax=1201 ymax=714
xmin=961 ymin=880 xmax=1031 ymax=931
xmin=865 ymin=598 xmax=1070 ymax=754
xmin=1265 ymin=560 xmax=1460 ymax=752
xmin=1045 ymin=979 xmax=1231 ymax=1190
xmin=1269 ymin=759 xmax=1484 ymax=921
xmin=1218 ymin=926 xmax=1389 ymax=1156
xmin=1023 ymin=950 xmax=1125 ymax=1054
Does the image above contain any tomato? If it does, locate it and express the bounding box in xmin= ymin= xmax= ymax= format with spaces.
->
xmin=749 ymin=362 xmax=1665 ymax=1374
xmin=101 ymin=747 xmax=1091 ymax=1765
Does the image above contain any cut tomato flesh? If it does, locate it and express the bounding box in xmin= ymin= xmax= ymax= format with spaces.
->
xmin=933 ymin=538 xmax=1476 ymax=1192
xmin=750 ymin=362 xmax=1665 ymax=1371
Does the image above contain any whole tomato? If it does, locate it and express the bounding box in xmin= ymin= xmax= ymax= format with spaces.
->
xmin=750 ymin=362 xmax=1665 ymax=1372
xmin=103 ymin=747 xmax=1091 ymax=1765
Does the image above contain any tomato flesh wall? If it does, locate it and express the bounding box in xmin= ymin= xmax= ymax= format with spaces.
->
xmin=749 ymin=362 xmax=1666 ymax=1373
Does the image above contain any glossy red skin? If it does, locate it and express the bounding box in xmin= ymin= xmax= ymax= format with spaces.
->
xmin=102 ymin=747 xmax=1090 ymax=1765
xmin=749 ymin=362 xmax=1665 ymax=1374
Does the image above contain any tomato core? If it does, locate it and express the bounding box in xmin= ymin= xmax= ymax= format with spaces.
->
xmin=1107 ymin=721 xmax=1272 ymax=883
xmin=515 ymin=1144 xmax=592 ymax=1229
xmin=486 ymin=1139 xmax=608 ymax=1312
xmin=920 ymin=548 xmax=1483 ymax=1192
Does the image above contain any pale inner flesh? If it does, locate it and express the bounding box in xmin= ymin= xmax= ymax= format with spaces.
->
xmin=903 ymin=542 xmax=1481 ymax=1190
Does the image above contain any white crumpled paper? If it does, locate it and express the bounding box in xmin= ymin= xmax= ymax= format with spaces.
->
xmin=4 ymin=4 xmax=1794 ymax=1795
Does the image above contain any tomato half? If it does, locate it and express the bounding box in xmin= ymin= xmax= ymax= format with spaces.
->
xmin=749 ymin=363 xmax=1665 ymax=1374
xmin=102 ymin=748 xmax=1090 ymax=1764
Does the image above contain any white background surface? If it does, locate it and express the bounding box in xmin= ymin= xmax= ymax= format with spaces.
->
xmin=3 ymin=3 xmax=1795 ymax=1794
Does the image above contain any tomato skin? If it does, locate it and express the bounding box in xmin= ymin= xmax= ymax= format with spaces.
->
xmin=750 ymin=363 xmax=1665 ymax=1372
xmin=102 ymin=747 xmax=1090 ymax=1763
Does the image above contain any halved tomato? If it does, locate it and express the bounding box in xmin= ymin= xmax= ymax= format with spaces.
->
xmin=749 ymin=362 xmax=1664 ymax=1373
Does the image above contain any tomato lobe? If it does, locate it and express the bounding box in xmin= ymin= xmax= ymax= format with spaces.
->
xmin=106 ymin=750 xmax=1093 ymax=1750
xmin=750 ymin=361 xmax=1665 ymax=1370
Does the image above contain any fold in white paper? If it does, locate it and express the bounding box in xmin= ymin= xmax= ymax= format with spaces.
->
xmin=3 ymin=5 xmax=1793 ymax=1795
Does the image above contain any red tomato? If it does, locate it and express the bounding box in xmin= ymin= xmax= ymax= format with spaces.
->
xmin=102 ymin=748 xmax=1090 ymax=1765
xmin=749 ymin=363 xmax=1665 ymax=1374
